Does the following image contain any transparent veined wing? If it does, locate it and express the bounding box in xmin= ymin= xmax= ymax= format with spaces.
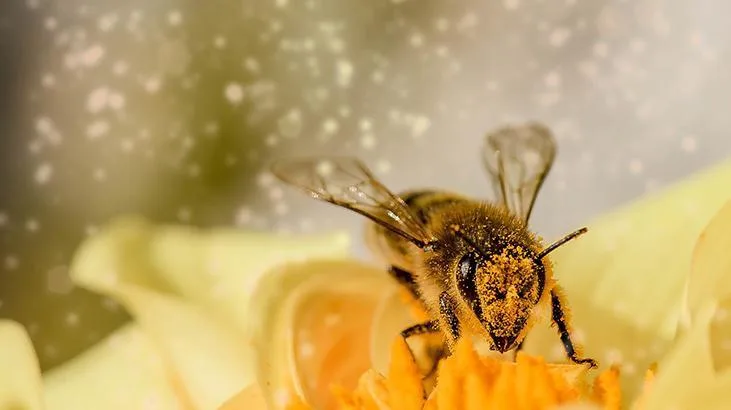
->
xmin=482 ymin=123 xmax=557 ymax=223
xmin=271 ymin=157 xmax=436 ymax=247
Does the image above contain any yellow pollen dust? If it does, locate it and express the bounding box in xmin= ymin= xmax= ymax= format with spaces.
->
xmin=287 ymin=336 xmax=647 ymax=410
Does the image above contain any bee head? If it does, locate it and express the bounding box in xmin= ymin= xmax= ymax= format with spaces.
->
xmin=456 ymin=246 xmax=545 ymax=353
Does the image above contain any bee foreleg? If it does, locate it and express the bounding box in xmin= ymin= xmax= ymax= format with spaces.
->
xmin=439 ymin=291 xmax=461 ymax=341
xmin=400 ymin=320 xmax=439 ymax=339
xmin=512 ymin=340 xmax=524 ymax=362
xmin=550 ymin=288 xmax=598 ymax=368
xmin=388 ymin=266 xmax=420 ymax=299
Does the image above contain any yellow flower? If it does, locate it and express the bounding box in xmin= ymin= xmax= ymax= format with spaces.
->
xmin=1 ymin=161 xmax=731 ymax=409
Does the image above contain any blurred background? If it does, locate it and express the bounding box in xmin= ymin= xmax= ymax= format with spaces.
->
xmin=1 ymin=0 xmax=730 ymax=372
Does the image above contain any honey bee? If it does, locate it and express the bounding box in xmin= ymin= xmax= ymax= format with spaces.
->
xmin=271 ymin=122 xmax=597 ymax=368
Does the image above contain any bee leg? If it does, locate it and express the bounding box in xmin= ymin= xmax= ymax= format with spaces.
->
xmin=439 ymin=291 xmax=461 ymax=341
xmin=400 ymin=320 xmax=439 ymax=339
xmin=388 ymin=266 xmax=420 ymax=299
xmin=550 ymin=289 xmax=598 ymax=368
xmin=512 ymin=340 xmax=524 ymax=362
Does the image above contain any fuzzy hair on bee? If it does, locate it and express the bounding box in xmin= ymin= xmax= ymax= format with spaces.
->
xmin=271 ymin=122 xmax=597 ymax=369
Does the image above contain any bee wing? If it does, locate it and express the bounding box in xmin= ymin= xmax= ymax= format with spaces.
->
xmin=481 ymin=123 xmax=557 ymax=223
xmin=271 ymin=157 xmax=436 ymax=247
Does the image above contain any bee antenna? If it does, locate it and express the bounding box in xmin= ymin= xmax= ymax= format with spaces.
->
xmin=536 ymin=227 xmax=588 ymax=260
xmin=450 ymin=224 xmax=492 ymax=260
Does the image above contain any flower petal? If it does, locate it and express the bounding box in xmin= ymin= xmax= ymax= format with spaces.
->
xmin=247 ymin=259 xmax=397 ymax=410
xmin=70 ymin=216 xmax=351 ymax=333
xmin=68 ymin=216 xmax=352 ymax=409
xmin=0 ymin=321 xmax=43 ymax=410
xmin=514 ymin=161 xmax=731 ymax=404
xmin=641 ymin=302 xmax=725 ymax=410
xmin=687 ymin=200 xmax=731 ymax=318
xmin=551 ymin=160 xmax=731 ymax=340
xmin=217 ymin=383 xmax=267 ymax=410
xmin=43 ymin=324 xmax=189 ymax=410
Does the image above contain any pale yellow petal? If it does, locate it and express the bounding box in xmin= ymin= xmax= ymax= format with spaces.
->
xmin=109 ymin=286 xmax=253 ymax=409
xmin=217 ymin=384 xmax=267 ymax=410
xmin=552 ymin=160 xmax=731 ymax=340
xmin=0 ymin=321 xmax=43 ymax=410
xmin=500 ymin=160 xmax=731 ymax=406
xmin=68 ymin=216 xmax=352 ymax=408
xmin=70 ymin=216 xmax=351 ymax=333
xmin=641 ymin=302 xmax=717 ymax=410
xmin=44 ymin=324 xmax=188 ymax=410
xmin=687 ymin=200 xmax=731 ymax=317
xmin=248 ymin=259 xmax=396 ymax=410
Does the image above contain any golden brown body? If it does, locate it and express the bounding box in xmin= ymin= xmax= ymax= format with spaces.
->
xmin=272 ymin=122 xmax=597 ymax=367
xmin=366 ymin=190 xmax=553 ymax=350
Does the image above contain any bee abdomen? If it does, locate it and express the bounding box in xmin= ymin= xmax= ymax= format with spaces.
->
xmin=365 ymin=189 xmax=467 ymax=270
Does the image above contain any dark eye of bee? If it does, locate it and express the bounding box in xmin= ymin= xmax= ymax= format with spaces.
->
xmin=457 ymin=253 xmax=479 ymax=304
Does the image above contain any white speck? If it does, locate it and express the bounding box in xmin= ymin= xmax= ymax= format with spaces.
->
xmin=269 ymin=187 xmax=284 ymax=200
xmin=408 ymin=114 xmax=431 ymax=138
xmin=316 ymin=160 xmax=334 ymax=177
xmin=457 ymin=12 xmax=479 ymax=31
xmin=359 ymin=118 xmax=373 ymax=131
xmin=322 ymin=118 xmax=339 ymax=135
xmin=0 ymin=213 xmax=7 ymax=227
xmin=409 ymin=33 xmax=424 ymax=48
xmin=98 ymin=13 xmax=119 ymax=32
xmin=144 ymin=77 xmax=161 ymax=93
xmin=336 ymin=59 xmax=354 ymax=87
xmin=187 ymin=164 xmax=201 ymax=177
xmin=213 ymin=36 xmax=227 ymax=49
xmin=224 ymin=83 xmax=244 ymax=104
xmin=681 ymin=136 xmax=697 ymax=153
xmin=244 ymin=57 xmax=260 ymax=73
xmin=235 ymin=207 xmax=253 ymax=225
xmin=544 ymin=71 xmax=561 ymax=88
xmin=592 ymin=42 xmax=609 ymax=58
xmin=274 ymin=202 xmax=289 ymax=215
xmin=265 ymin=134 xmax=278 ymax=146
xmin=87 ymin=87 xmax=110 ymax=113
xmin=435 ymin=18 xmax=450 ymax=32
xmin=112 ymin=60 xmax=129 ymax=76
xmin=604 ymin=348 xmax=624 ymax=365
xmin=47 ymin=266 xmax=73 ymax=294
xmin=628 ymin=159 xmax=644 ymax=175
xmin=360 ymin=133 xmax=376 ymax=149
xmin=26 ymin=219 xmax=40 ymax=232
xmin=168 ymin=10 xmax=183 ymax=26
xmin=298 ymin=342 xmax=315 ymax=358
xmin=177 ymin=207 xmax=192 ymax=222
xmin=273 ymin=389 xmax=291 ymax=408
xmin=376 ymin=159 xmax=392 ymax=174
xmin=109 ymin=92 xmax=126 ymax=110
xmin=86 ymin=120 xmax=110 ymax=139
xmin=278 ymin=109 xmax=303 ymax=138
xmin=275 ymin=0 xmax=288 ymax=8
xmin=41 ymin=74 xmax=55 ymax=87
xmin=630 ymin=38 xmax=647 ymax=54
xmin=324 ymin=313 xmax=341 ymax=326
xmin=371 ymin=70 xmax=385 ymax=83
xmin=66 ymin=312 xmax=80 ymax=326
xmin=503 ymin=0 xmax=520 ymax=10
xmin=120 ymin=139 xmax=135 ymax=153
xmin=549 ymin=27 xmax=572 ymax=47
xmin=35 ymin=163 xmax=53 ymax=185
xmin=80 ymin=44 xmax=106 ymax=67
xmin=44 ymin=17 xmax=57 ymax=31
xmin=93 ymin=168 xmax=107 ymax=181
xmin=4 ymin=255 xmax=19 ymax=270
xmin=257 ymin=172 xmax=275 ymax=187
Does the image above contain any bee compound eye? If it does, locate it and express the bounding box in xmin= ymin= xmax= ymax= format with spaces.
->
xmin=457 ymin=253 xmax=479 ymax=303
